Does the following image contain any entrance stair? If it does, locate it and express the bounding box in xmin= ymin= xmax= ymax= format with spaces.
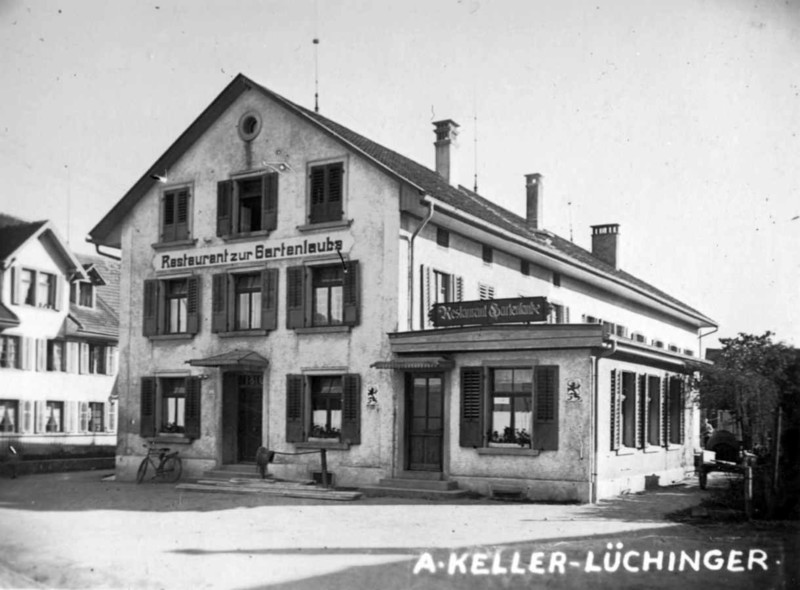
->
xmin=175 ymin=464 xmax=362 ymax=501
xmin=360 ymin=473 xmax=469 ymax=500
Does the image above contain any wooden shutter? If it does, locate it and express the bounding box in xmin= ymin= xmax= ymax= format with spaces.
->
xmin=107 ymin=400 xmax=117 ymax=433
xmin=216 ymin=180 xmax=232 ymax=236
xmin=286 ymin=266 xmax=305 ymax=329
xmin=211 ymin=273 xmax=228 ymax=333
xmin=454 ymin=275 xmax=464 ymax=301
xmin=140 ymin=377 xmax=156 ymax=438
xmin=262 ymin=173 xmax=278 ymax=231
xmin=341 ymin=373 xmax=361 ymax=444
xmin=162 ymin=192 xmax=175 ymax=242
xmin=35 ymin=400 xmax=46 ymax=433
xmin=21 ymin=338 xmax=33 ymax=370
xmin=610 ymin=369 xmax=621 ymax=451
xmin=286 ymin=374 xmax=305 ymax=442
xmin=52 ymin=276 xmax=62 ymax=311
xmin=533 ymin=365 xmax=559 ymax=451
xmin=22 ymin=400 xmax=33 ymax=433
xmin=184 ymin=376 xmax=201 ymax=439
xmin=186 ymin=276 xmax=201 ymax=334
xmin=66 ymin=341 xmax=79 ymax=373
xmin=36 ymin=339 xmax=47 ymax=372
xmin=661 ymin=377 xmax=669 ymax=447
xmin=420 ymin=265 xmax=431 ymax=328
xmin=460 ymin=367 xmax=484 ymax=447
xmin=79 ymin=401 xmax=90 ymax=432
xmin=10 ymin=267 xmax=19 ymax=305
xmin=175 ymin=189 xmax=190 ymax=240
xmin=143 ymin=279 xmax=159 ymax=336
xmin=678 ymin=378 xmax=685 ymax=445
xmin=342 ymin=260 xmax=360 ymax=326
xmin=639 ymin=375 xmax=648 ymax=448
xmin=79 ymin=342 xmax=89 ymax=374
xmin=104 ymin=346 xmax=114 ymax=376
xmin=261 ymin=268 xmax=279 ymax=331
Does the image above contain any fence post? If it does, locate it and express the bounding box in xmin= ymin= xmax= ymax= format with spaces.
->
xmin=320 ymin=448 xmax=329 ymax=488
xmin=744 ymin=466 xmax=753 ymax=520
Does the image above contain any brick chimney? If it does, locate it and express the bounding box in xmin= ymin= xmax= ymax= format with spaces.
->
xmin=433 ymin=119 xmax=459 ymax=187
xmin=525 ymin=173 xmax=543 ymax=230
xmin=591 ymin=224 xmax=621 ymax=268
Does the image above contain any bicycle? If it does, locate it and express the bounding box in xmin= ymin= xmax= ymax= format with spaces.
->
xmin=136 ymin=441 xmax=182 ymax=484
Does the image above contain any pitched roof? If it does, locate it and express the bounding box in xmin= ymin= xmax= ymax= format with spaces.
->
xmin=89 ymin=73 xmax=715 ymax=327
xmin=0 ymin=215 xmax=47 ymax=261
xmin=67 ymin=253 xmax=120 ymax=340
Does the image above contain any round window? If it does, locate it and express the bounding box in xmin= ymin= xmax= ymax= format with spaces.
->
xmin=238 ymin=111 xmax=262 ymax=141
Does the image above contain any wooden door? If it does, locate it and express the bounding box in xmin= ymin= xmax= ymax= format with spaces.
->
xmin=237 ymin=375 xmax=263 ymax=462
xmin=406 ymin=373 xmax=444 ymax=471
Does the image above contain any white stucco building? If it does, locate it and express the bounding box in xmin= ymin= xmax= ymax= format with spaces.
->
xmin=0 ymin=215 xmax=119 ymax=455
xmin=88 ymin=74 xmax=716 ymax=501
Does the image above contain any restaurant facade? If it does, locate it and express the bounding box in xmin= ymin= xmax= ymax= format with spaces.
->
xmin=89 ymin=74 xmax=716 ymax=501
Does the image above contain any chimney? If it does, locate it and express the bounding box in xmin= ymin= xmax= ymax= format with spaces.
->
xmin=525 ymin=173 xmax=543 ymax=230
xmin=433 ymin=119 xmax=460 ymax=187
xmin=591 ymin=224 xmax=621 ymax=268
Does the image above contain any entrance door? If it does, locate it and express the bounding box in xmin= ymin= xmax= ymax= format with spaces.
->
xmin=406 ymin=373 xmax=444 ymax=471
xmin=237 ymin=375 xmax=263 ymax=462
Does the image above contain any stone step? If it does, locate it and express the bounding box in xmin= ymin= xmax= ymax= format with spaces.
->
xmin=377 ymin=477 xmax=459 ymax=491
xmin=178 ymin=481 xmax=361 ymax=501
xmin=360 ymin=485 xmax=469 ymax=500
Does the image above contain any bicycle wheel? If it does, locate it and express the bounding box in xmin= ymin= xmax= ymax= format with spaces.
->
xmin=160 ymin=456 xmax=182 ymax=483
xmin=136 ymin=457 xmax=149 ymax=484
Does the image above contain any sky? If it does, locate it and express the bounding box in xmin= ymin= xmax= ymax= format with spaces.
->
xmin=1 ymin=0 xmax=798 ymax=348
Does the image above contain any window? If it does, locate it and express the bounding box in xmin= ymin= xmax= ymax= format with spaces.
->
xmin=667 ymin=377 xmax=684 ymax=445
xmin=0 ymin=400 xmax=18 ymax=432
xmin=286 ymin=262 xmax=360 ymax=330
xmin=647 ymin=376 xmax=662 ymax=446
xmin=143 ymin=276 xmax=200 ymax=337
xmin=478 ymin=283 xmax=494 ymax=300
xmin=308 ymin=162 xmax=344 ymax=224
xmin=668 ymin=344 xmax=680 ymax=353
xmin=488 ymin=369 xmax=533 ymax=447
xmin=88 ymin=402 xmax=104 ymax=432
xmin=160 ymin=187 xmax=191 ymax=243
xmin=140 ymin=376 xmax=201 ymax=438
xmin=615 ymin=324 xmax=629 ymax=338
xmin=87 ymin=343 xmax=106 ymax=374
xmin=548 ymin=303 xmax=570 ymax=324
xmin=37 ymin=272 xmax=56 ymax=308
xmin=21 ymin=269 xmax=35 ymax=305
xmin=482 ymin=244 xmax=493 ymax=264
xmin=632 ymin=332 xmax=647 ymax=343
xmin=436 ymin=227 xmax=449 ymax=248
xmin=45 ymin=401 xmax=64 ymax=433
xmin=286 ymin=373 xmax=361 ymax=444
xmin=612 ymin=370 xmax=682 ymax=450
xmin=420 ymin=266 xmax=462 ymax=328
xmin=620 ymin=371 xmax=636 ymax=448
xmin=652 ymin=339 xmax=664 ymax=349
xmin=217 ymin=173 xmax=278 ymax=237
xmin=235 ymin=273 xmax=263 ymax=330
xmin=460 ymin=365 xmax=559 ymax=451
xmin=0 ymin=336 xmax=20 ymax=369
xmin=238 ymin=111 xmax=262 ymax=141
xmin=70 ymin=281 xmax=94 ymax=308
xmin=212 ymin=269 xmax=278 ymax=333
xmin=520 ymin=260 xmax=530 ymax=276
xmin=552 ymin=272 xmax=561 ymax=287
xmin=47 ymin=340 xmax=65 ymax=372
xmin=11 ymin=268 xmax=60 ymax=310
xmin=433 ymin=271 xmax=451 ymax=305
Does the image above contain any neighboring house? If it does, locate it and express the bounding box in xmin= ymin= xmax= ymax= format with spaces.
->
xmin=0 ymin=214 xmax=119 ymax=451
xmin=88 ymin=74 xmax=716 ymax=501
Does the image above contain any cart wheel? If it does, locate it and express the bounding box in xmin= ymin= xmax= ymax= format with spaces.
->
xmin=699 ymin=468 xmax=708 ymax=490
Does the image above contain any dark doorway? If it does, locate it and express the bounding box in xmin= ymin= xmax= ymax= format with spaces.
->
xmin=405 ymin=373 xmax=444 ymax=471
xmin=237 ymin=374 xmax=263 ymax=462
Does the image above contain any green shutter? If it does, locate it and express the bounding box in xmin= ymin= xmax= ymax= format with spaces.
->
xmin=286 ymin=266 xmax=305 ymax=329
xmin=342 ymin=260 xmax=359 ymax=326
xmin=261 ymin=268 xmax=278 ymax=331
xmin=184 ymin=376 xmax=201 ymax=439
xmin=186 ymin=276 xmax=201 ymax=334
xmin=140 ymin=377 xmax=156 ymax=438
xmin=533 ymin=365 xmax=559 ymax=450
xmin=460 ymin=367 xmax=484 ymax=447
xmin=211 ymin=274 xmax=228 ymax=333
xmin=262 ymin=173 xmax=278 ymax=231
xmin=143 ymin=280 xmax=159 ymax=336
xmin=286 ymin=374 xmax=305 ymax=442
xmin=216 ymin=180 xmax=232 ymax=236
xmin=341 ymin=373 xmax=361 ymax=444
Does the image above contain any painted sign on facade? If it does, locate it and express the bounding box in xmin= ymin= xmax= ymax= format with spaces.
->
xmin=153 ymin=233 xmax=353 ymax=271
xmin=431 ymin=297 xmax=548 ymax=327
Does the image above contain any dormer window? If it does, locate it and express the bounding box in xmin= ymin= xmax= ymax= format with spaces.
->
xmin=70 ymin=281 xmax=95 ymax=308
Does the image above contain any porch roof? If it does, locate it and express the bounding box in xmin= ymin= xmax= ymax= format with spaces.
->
xmin=186 ymin=349 xmax=269 ymax=368
xmin=371 ymin=356 xmax=455 ymax=370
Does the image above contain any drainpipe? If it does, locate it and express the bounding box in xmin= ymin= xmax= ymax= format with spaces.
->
xmin=407 ymin=198 xmax=435 ymax=331
xmin=590 ymin=337 xmax=618 ymax=503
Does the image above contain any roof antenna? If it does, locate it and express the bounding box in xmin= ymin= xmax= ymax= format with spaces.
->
xmin=313 ymin=0 xmax=320 ymax=113
xmin=568 ymin=200 xmax=574 ymax=242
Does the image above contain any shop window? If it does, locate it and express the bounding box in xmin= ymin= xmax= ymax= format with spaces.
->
xmin=459 ymin=365 xmax=559 ymax=451
xmin=285 ymin=373 xmax=361 ymax=444
xmin=308 ymin=162 xmax=344 ymax=224
xmin=420 ymin=265 xmax=463 ymax=328
xmin=0 ymin=400 xmax=18 ymax=433
xmin=160 ymin=187 xmax=192 ymax=243
xmin=45 ymin=401 xmax=64 ymax=433
xmin=286 ymin=262 xmax=360 ymax=330
xmin=139 ymin=376 xmax=201 ymax=439
xmin=212 ymin=269 xmax=278 ymax=333
xmin=217 ymin=173 xmax=278 ymax=237
xmin=0 ymin=336 xmax=20 ymax=369
xmin=143 ymin=276 xmax=201 ymax=337
xmin=70 ymin=280 xmax=94 ymax=308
